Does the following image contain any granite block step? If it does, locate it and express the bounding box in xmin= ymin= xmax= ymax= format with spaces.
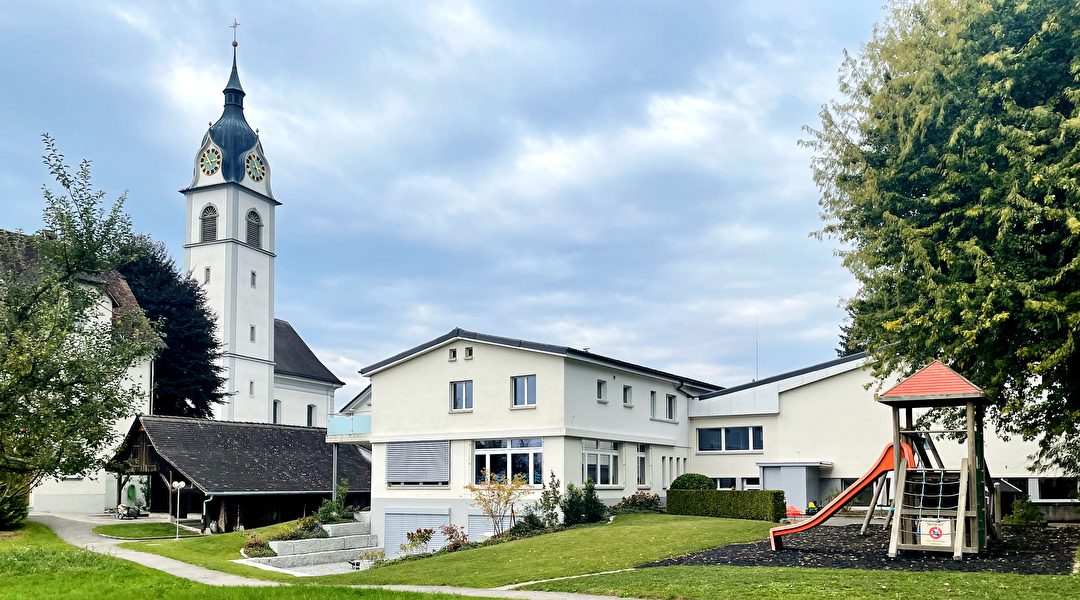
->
xmin=269 ymin=534 xmax=378 ymax=556
xmin=322 ymin=521 xmax=370 ymax=537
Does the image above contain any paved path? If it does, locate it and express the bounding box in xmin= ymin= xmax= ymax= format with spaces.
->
xmin=29 ymin=513 xmax=280 ymax=587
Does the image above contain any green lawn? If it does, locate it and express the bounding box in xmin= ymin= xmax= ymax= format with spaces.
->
xmin=0 ymin=520 xmax=477 ymax=600
xmin=520 ymin=564 xmax=1080 ymax=600
xmin=122 ymin=513 xmax=776 ymax=587
xmin=92 ymin=522 xmax=199 ymax=538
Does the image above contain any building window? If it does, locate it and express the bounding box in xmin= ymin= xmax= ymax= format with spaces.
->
xmin=475 ymin=438 xmax=542 ymax=484
xmin=307 ymin=404 xmax=317 ymax=427
xmin=714 ymin=477 xmax=737 ymax=490
xmin=596 ymin=380 xmax=606 ymax=402
xmin=623 ymin=385 xmax=632 ymax=406
xmin=464 ymin=347 xmax=473 ymax=359
xmin=246 ymin=210 xmax=262 ymax=248
xmin=449 ymin=348 xmax=457 ymax=361
xmin=387 ymin=440 xmax=450 ymax=486
xmin=250 ymin=271 xmax=257 ymax=288
xmin=200 ymin=205 xmax=218 ymax=242
xmin=698 ymin=426 xmax=764 ymax=452
xmin=582 ymin=439 xmax=619 ymax=486
xmin=203 ymin=266 xmax=211 ymax=284
xmin=248 ymin=380 xmax=255 ymax=397
xmin=250 ymin=325 xmax=256 ymax=342
xmin=451 ymin=380 xmax=473 ymax=411
xmin=512 ymin=375 xmax=536 ymax=407
xmin=1038 ymin=477 xmax=1079 ymax=500
xmin=272 ymin=399 xmax=281 ymax=424
xmin=637 ymin=444 xmax=647 ymax=486
xmin=743 ymin=477 xmax=761 ymax=490
xmin=666 ymin=394 xmax=677 ymax=421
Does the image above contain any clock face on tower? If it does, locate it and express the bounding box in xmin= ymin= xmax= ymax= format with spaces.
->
xmin=199 ymin=148 xmax=222 ymax=176
xmin=245 ymin=153 xmax=266 ymax=182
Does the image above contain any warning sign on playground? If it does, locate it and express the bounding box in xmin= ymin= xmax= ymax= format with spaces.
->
xmin=918 ymin=518 xmax=952 ymax=547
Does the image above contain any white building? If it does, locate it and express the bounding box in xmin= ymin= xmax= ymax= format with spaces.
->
xmin=180 ymin=47 xmax=344 ymax=425
xmin=330 ymin=330 xmax=1076 ymax=555
xmin=28 ymin=273 xmax=155 ymax=513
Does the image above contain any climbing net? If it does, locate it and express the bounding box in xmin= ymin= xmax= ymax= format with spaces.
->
xmin=898 ymin=469 xmax=963 ymax=538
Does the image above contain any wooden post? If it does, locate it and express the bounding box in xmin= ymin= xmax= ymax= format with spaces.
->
xmin=955 ymin=458 xmax=969 ymax=560
xmin=860 ymin=476 xmax=885 ymax=534
xmin=888 ymin=458 xmax=907 ymax=557
xmin=892 ymin=407 xmax=902 ymax=478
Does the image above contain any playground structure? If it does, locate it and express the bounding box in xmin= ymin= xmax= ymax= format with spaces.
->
xmin=770 ymin=361 xmax=1000 ymax=560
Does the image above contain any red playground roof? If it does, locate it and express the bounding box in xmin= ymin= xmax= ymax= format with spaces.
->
xmin=879 ymin=361 xmax=986 ymax=407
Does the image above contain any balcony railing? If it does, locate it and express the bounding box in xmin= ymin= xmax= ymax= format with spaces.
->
xmin=327 ymin=413 xmax=371 ymax=437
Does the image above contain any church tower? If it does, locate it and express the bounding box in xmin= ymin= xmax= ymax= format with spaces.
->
xmin=182 ymin=41 xmax=279 ymax=422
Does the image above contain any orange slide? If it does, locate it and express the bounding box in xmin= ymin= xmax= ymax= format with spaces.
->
xmin=769 ymin=442 xmax=915 ymax=550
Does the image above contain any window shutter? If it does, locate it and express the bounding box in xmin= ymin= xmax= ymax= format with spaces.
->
xmin=200 ymin=206 xmax=218 ymax=242
xmin=246 ymin=211 xmax=261 ymax=247
xmin=386 ymin=440 xmax=450 ymax=483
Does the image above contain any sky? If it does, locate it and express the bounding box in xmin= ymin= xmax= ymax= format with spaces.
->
xmin=0 ymin=1 xmax=887 ymax=407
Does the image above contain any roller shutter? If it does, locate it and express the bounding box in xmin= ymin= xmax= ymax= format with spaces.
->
xmin=385 ymin=511 xmax=450 ymax=557
xmin=386 ymin=440 xmax=450 ymax=484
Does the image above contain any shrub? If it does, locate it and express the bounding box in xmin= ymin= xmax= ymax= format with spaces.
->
xmin=1003 ymin=496 xmax=1045 ymax=525
xmin=507 ymin=506 xmax=545 ymax=537
xmin=535 ymin=471 xmax=562 ymax=528
xmin=268 ymin=517 xmax=329 ymax=541
xmin=439 ymin=524 xmax=469 ymax=551
xmin=667 ymin=489 xmax=786 ymax=522
xmin=560 ymin=483 xmax=586 ymax=525
xmin=670 ymin=473 xmax=715 ymax=491
xmin=242 ymin=532 xmax=276 ymax=557
xmin=582 ymin=479 xmax=606 ymax=523
xmin=400 ymin=527 xmax=434 ymax=555
xmin=612 ymin=491 xmax=662 ymax=513
xmin=0 ymin=494 xmax=28 ymax=530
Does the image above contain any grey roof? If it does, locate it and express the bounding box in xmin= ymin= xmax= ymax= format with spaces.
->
xmin=122 ymin=415 xmax=370 ymax=494
xmin=206 ymin=50 xmax=259 ymax=185
xmin=339 ymin=384 xmax=371 ymax=414
xmin=360 ymin=327 xmax=721 ymax=391
xmin=698 ymin=352 xmax=867 ymax=399
xmin=274 ymin=319 xmax=345 ymax=386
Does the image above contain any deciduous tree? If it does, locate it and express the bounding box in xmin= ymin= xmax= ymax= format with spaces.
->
xmin=0 ymin=136 xmax=156 ymax=526
xmin=806 ymin=0 xmax=1080 ymax=472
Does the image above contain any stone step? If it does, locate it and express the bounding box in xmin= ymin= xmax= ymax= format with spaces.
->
xmin=246 ymin=546 xmax=384 ymax=569
xmin=322 ymin=520 xmax=370 ymax=537
xmin=269 ymin=534 xmax=378 ymax=556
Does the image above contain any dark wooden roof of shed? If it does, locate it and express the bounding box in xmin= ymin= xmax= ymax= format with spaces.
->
xmin=120 ymin=415 xmax=369 ymax=494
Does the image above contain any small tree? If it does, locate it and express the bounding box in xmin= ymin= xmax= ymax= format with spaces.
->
xmin=464 ymin=469 xmax=529 ymax=537
xmin=560 ymin=482 xmax=586 ymax=526
xmin=535 ymin=471 xmax=562 ymax=528
xmin=581 ymin=478 xmax=606 ymax=523
xmin=0 ymin=136 xmax=157 ymax=528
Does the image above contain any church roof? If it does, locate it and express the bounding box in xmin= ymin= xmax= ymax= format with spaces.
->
xmin=117 ymin=415 xmax=370 ymax=494
xmin=274 ymin=319 xmax=345 ymax=386
xmin=206 ymin=48 xmax=259 ymax=184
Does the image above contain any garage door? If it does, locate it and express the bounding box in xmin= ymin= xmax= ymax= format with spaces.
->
xmin=385 ymin=510 xmax=450 ymax=557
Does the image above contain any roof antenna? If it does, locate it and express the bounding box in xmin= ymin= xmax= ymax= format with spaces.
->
xmin=755 ymin=315 xmax=759 ymax=381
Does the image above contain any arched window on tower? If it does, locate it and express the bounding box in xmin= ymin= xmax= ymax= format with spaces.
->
xmin=200 ymin=205 xmax=218 ymax=242
xmin=246 ymin=210 xmax=262 ymax=248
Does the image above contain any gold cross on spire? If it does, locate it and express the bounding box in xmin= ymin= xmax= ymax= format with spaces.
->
xmin=230 ymin=19 xmax=240 ymax=44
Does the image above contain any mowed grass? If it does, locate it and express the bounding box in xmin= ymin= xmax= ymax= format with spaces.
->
xmin=123 ymin=513 xmax=775 ymax=587
xmin=521 ymin=564 xmax=1080 ymax=600
xmin=92 ymin=522 xmax=199 ymax=538
xmin=0 ymin=520 xmax=482 ymax=600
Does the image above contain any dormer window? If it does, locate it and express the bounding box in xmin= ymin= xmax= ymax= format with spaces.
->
xmin=200 ymin=205 xmax=218 ymax=242
xmin=246 ymin=210 xmax=262 ymax=248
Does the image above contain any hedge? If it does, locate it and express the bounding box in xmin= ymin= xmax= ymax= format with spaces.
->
xmin=669 ymin=473 xmax=715 ymax=490
xmin=666 ymin=489 xmax=786 ymax=522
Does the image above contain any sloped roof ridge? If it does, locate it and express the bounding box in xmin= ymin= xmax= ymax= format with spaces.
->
xmin=141 ymin=414 xmax=325 ymax=432
xmin=361 ymin=327 xmax=720 ymax=390
xmin=699 ymin=352 xmax=867 ymax=399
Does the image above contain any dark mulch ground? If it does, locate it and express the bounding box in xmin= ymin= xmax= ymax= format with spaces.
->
xmin=642 ymin=523 xmax=1080 ymax=575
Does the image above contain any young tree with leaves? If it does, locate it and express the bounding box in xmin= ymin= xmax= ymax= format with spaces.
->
xmin=806 ymin=0 xmax=1080 ymax=473
xmin=115 ymin=236 xmax=225 ymax=418
xmin=0 ymin=136 xmax=157 ymax=527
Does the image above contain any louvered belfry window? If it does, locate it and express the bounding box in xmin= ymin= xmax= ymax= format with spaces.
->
xmin=246 ymin=210 xmax=262 ymax=248
xmin=386 ymin=440 xmax=451 ymax=485
xmin=200 ymin=205 xmax=218 ymax=242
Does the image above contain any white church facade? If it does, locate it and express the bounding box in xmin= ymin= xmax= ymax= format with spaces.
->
xmin=30 ymin=46 xmax=344 ymax=514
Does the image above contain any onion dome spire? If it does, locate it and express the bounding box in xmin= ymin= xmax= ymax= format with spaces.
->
xmin=206 ymin=36 xmax=258 ymax=184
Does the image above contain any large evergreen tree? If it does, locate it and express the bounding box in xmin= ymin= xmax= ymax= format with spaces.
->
xmin=116 ymin=237 xmax=225 ymax=418
xmin=807 ymin=0 xmax=1080 ymax=473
